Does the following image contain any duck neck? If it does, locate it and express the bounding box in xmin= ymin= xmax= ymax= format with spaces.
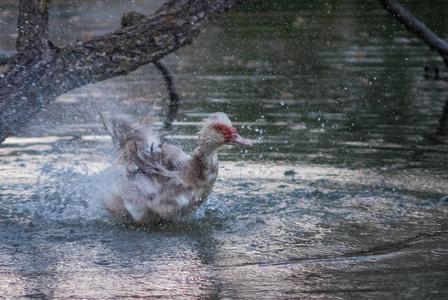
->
xmin=193 ymin=139 xmax=222 ymax=164
xmin=186 ymin=144 xmax=219 ymax=188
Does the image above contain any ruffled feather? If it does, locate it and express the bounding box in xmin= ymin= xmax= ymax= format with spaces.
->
xmin=101 ymin=112 xmax=250 ymax=224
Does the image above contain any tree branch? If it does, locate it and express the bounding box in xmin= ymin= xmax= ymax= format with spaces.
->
xmin=0 ymin=0 xmax=251 ymax=144
xmin=17 ymin=0 xmax=52 ymax=60
xmin=377 ymin=0 xmax=448 ymax=66
xmin=121 ymin=12 xmax=180 ymax=130
xmin=153 ymin=60 xmax=181 ymax=130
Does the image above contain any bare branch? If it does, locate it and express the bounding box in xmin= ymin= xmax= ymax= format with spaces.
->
xmin=0 ymin=0 xmax=251 ymax=144
xmin=17 ymin=0 xmax=52 ymax=59
xmin=120 ymin=11 xmax=181 ymax=129
xmin=153 ymin=60 xmax=181 ymax=130
xmin=377 ymin=0 xmax=448 ymax=66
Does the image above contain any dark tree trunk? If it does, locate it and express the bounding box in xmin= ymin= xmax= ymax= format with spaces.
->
xmin=0 ymin=0 xmax=250 ymax=144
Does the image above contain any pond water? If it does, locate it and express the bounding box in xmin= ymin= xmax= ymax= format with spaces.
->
xmin=1 ymin=0 xmax=448 ymax=298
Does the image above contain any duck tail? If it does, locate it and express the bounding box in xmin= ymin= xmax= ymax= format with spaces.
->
xmin=139 ymin=111 xmax=156 ymax=127
xmin=100 ymin=111 xmax=161 ymax=170
xmin=99 ymin=112 xmax=140 ymax=148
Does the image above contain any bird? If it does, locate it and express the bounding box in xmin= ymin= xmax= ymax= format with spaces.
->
xmin=101 ymin=112 xmax=252 ymax=225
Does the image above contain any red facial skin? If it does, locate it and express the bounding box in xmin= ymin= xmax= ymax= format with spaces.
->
xmin=214 ymin=123 xmax=237 ymax=142
xmin=213 ymin=123 xmax=252 ymax=145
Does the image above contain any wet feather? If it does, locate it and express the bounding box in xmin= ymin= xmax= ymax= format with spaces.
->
xmin=101 ymin=112 xmax=251 ymax=224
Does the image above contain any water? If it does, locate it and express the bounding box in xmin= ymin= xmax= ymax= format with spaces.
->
xmin=1 ymin=0 xmax=448 ymax=298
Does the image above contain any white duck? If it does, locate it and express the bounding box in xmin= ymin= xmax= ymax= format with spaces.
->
xmin=102 ymin=112 xmax=252 ymax=224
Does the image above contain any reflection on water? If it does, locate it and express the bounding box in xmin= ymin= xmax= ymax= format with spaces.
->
xmin=1 ymin=0 xmax=448 ymax=298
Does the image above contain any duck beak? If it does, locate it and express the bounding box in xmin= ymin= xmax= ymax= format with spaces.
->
xmin=231 ymin=133 xmax=252 ymax=146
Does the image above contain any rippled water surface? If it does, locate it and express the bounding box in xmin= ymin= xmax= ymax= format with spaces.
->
xmin=1 ymin=0 xmax=448 ymax=298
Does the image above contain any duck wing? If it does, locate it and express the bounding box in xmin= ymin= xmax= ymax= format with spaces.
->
xmin=102 ymin=113 xmax=197 ymax=223
xmin=102 ymin=113 xmax=191 ymax=179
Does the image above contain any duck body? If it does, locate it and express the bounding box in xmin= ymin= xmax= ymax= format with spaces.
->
xmin=101 ymin=112 xmax=251 ymax=224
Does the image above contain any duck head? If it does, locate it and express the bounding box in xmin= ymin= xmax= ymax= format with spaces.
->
xmin=198 ymin=112 xmax=252 ymax=152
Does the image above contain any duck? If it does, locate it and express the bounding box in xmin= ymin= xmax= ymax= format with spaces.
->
xmin=101 ymin=112 xmax=252 ymax=224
